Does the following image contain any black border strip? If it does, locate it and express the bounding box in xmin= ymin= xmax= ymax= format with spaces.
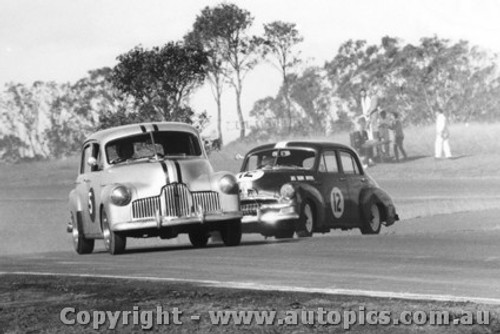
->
xmin=173 ymin=160 xmax=182 ymax=183
xmin=159 ymin=161 xmax=170 ymax=184
xmin=152 ymin=124 xmax=159 ymax=132
xmin=140 ymin=125 xmax=147 ymax=133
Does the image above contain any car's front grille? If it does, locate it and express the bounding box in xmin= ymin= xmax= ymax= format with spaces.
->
xmin=241 ymin=202 xmax=259 ymax=216
xmin=192 ymin=191 xmax=221 ymax=213
xmin=164 ymin=183 xmax=192 ymax=217
xmin=131 ymin=183 xmax=221 ymax=219
xmin=132 ymin=196 xmax=161 ymax=219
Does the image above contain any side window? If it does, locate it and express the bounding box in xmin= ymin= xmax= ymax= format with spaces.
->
xmin=80 ymin=143 xmax=100 ymax=174
xmin=319 ymin=150 xmax=339 ymax=173
xmin=339 ymin=151 xmax=360 ymax=175
xmin=80 ymin=144 xmax=93 ymax=174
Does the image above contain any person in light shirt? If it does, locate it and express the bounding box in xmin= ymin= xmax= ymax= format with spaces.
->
xmin=359 ymin=88 xmax=378 ymax=140
xmin=435 ymin=109 xmax=452 ymax=159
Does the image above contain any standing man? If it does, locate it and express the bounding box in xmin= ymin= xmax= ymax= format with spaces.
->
xmin=435 ymin=109 xmax=452 ymax=159
xmin=360 ymin=88 xmax=377 ymax=140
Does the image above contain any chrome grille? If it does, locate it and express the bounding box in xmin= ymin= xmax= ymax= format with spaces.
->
xmin=132 ymin=184 xmax=222 ymax=220
xmin=193 ymin=191 xmax=221 ymax=213
xmin=132 ymin=196 xmax=161 ymax=219
xmin=164 ymin=183 xmax=192 ymax=217
xmin=241 ymin=202 xmax=259 ymax=216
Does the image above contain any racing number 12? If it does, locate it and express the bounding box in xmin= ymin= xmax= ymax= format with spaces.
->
xmin=333 ymin=192 xmax=342 ymax=213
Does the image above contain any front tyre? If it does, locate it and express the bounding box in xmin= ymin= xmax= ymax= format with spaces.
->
xmin=220 ymin=219 xmax=242 ymax=246
xmin=296 ymin=201 xmax=315 ymax=238
xmin=102 ymin=210 xmax=126 ymax=255
xmin=360 ymin=198 xmax=382 ymax=235
xmin=189 ymin=230 xmax=210 ymax=248
xmin=72 ymin=212 xmax=94 ymax=254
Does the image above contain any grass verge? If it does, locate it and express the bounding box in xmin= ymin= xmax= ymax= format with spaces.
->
xmin=0 ymin=274 xmax=499 ymax=333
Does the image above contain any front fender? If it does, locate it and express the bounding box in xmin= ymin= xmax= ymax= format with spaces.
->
xmin=295 ymin=183 xmax=326 ymax=228
xmin=100 ymin=183 xmax=135 ymax=230
xmin=211 ymin=171 xmax=240 ymax=212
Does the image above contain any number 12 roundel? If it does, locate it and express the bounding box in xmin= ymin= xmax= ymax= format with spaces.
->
xmin=330 ymin=187 xmax=344 ymax=219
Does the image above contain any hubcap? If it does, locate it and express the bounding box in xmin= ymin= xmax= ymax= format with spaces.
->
xmin=304 ymin=204 xmax=313 ymax=233
xmin=72 ymin=219 xmax=79 ymax=247
xmin=370 ymin=204 xmax=380 ymax=230
xmin=102 ymin=212 xmax=111 ymax=250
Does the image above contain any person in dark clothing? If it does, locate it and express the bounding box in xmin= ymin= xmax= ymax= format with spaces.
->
xmin=390 ymin=112 xmax=407 ymax=162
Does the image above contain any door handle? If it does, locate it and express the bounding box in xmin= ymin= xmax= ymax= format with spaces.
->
xmin=83 ymin=179 xmax=90 ymax=183
xmin=339 ymin=177 xmax=346 ymax=182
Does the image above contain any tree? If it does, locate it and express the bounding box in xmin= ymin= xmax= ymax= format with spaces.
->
xmin=185 ymin=20 xmax=231 ymax=145
xmin=289 ymin=67 xmax=331 ymax=133
xmin=260 ymin=21 xmax=303 ymax=133
xmin=192 ymin=3 xmax=261 ymax=139
xmin=110 ymin=41 xmax=209 ymax=125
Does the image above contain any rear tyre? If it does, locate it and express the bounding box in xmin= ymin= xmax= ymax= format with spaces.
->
xmin=360 ymin=198 xmax=382 ymax=235
xmin=220 ymin=220 xmax=242 ymax=246
xmin=189 ymin=230 xmax=210 ymax=248
xmin=72 ymin=212 xmax=94 ymax=254
xmin=102 ymin=210 xmax=126 ymax=255
xmin=296 ymin=201 xmax=315 ymax=238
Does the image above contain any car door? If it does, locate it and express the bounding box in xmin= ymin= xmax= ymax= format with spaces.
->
xmin=316 ymin=149 xmax=350 ymax=228
xmin=338 ymin=150 xmax=366 ymax=225
xmin=76 ymin=142 xmax=102 ymax=235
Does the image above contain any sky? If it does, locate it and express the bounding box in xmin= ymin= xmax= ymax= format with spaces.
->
xmin=1 ymin=0 xmax=499 ymax=140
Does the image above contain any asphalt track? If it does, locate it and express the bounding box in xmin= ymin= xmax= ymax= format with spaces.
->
xmin=1 ymin=209 xmax=500 ymax=304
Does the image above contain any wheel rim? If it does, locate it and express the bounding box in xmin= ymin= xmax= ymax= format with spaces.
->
xmin=304 ymin=204 xmax=314 ymax=233
xmin=72 ymin=218 xmax=79 ymax=247
xmin=102 ymin=211 xmax=111 ymax=250
xmin=369 ymin=204 xmax=381 ymax=231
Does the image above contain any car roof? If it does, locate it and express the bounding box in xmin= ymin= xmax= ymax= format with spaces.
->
xmin=84 ymin=122 xmax=199 ymax=144
xmin=246 ymin=140 xmax=355 ymax=155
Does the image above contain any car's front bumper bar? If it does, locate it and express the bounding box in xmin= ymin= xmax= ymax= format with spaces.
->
xmin=241 ymin=202 xmax=299 ymax=226
xmin=112 ymin=211 xmax=242 ymax=232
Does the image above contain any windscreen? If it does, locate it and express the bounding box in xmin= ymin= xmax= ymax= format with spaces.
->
xmin=106 ymin=131 xmax=202 ymax=164
xmin=243 ymin=149 xmax=316 ymax=172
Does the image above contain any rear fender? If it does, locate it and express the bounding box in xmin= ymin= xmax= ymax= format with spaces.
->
xmin=359 ymin=187 xmax=397 ymax=226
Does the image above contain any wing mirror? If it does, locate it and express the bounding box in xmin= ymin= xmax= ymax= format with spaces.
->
xmin=87 ymin=156 xmax=98 ymax=167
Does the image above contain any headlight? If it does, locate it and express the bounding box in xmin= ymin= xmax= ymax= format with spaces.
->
xmin=219 ymin=175 xmax=238 ymax=194
xmin=110 ymin=185 xmax=132 ymax=206
xmin=280 ymin=183 xmax=296 ymax=199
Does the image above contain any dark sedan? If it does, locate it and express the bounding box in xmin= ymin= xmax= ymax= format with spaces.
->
xmin=237 ymin=141 xmax=399 ymax=238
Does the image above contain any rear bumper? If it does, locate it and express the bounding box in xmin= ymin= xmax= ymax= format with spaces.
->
xmin=113 ymin=211 xmax=242 ymax=232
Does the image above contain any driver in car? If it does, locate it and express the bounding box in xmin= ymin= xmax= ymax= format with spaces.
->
xmin=116 ymin=142 xmax=135 ymax=162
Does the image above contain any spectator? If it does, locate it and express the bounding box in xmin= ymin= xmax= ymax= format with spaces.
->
xmin=377 ymin=109 xmax=391 ymax=160
xmin=390 ymin=112 xmax=407 ymax=162
xmin=435 ymin=109 xmax=452 ymax=159
xmin=360 ymin=88 xmax=377 ymax=140
xmin=350 ymin=116 xmax=373 ymax=167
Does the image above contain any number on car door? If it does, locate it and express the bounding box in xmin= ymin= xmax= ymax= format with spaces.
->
xmin=316 ymin=150 xmax=350 ymax=228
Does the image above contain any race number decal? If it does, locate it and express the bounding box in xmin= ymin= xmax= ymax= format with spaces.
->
xmin=88 ymin=188 xmax=96 ymax=222
xmin=330 ymin=187 xmax=344 ymax=219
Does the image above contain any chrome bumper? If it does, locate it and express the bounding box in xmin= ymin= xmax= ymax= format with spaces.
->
xmin=113 ymin=211 xmax=242 ymax=232
xmin=241 ymin=202 xmax=299 ymax=224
